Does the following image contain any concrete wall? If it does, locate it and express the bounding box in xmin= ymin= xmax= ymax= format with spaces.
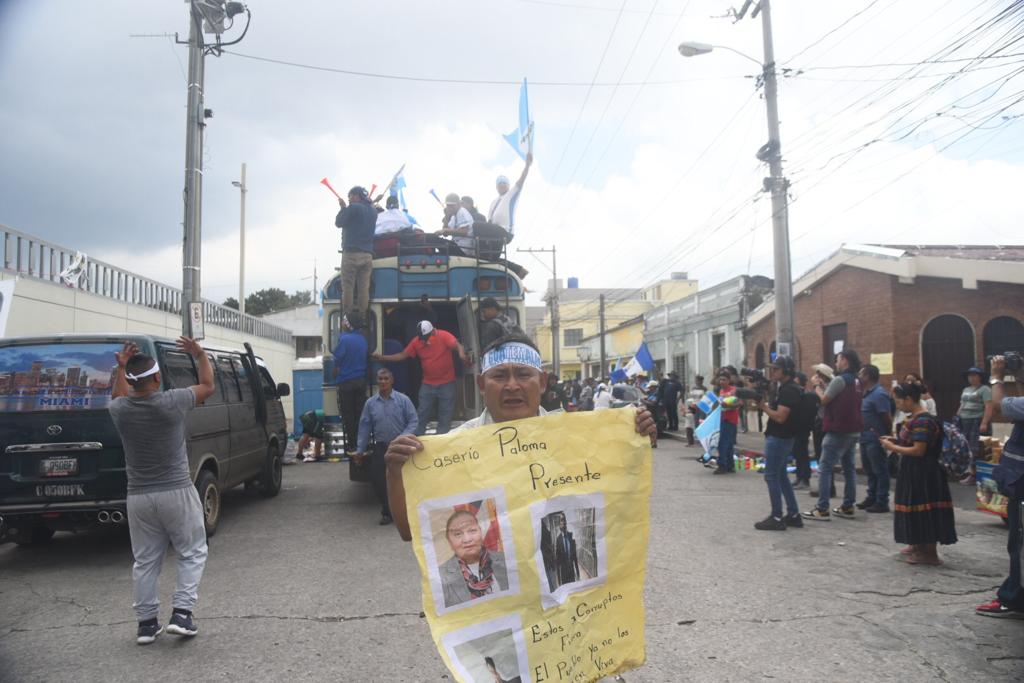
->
xmin=2 ymin=274 xmax=295 ymax=426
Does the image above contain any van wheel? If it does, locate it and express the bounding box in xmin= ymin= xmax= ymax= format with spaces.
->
xmin=258 ymin=442 xmax=283 ymax=497
xmin=195 ymin=470 xmax=221 ymax=538
xmin=14 ymin=522 xmax=55 ymax=547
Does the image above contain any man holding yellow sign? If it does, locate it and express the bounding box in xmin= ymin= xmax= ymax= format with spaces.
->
xmin=385 ymin=335 xmax=657 ymax=683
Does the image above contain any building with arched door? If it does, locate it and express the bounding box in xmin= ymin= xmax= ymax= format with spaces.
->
xmin=744 ymin=244 xmax=1024 ymax=420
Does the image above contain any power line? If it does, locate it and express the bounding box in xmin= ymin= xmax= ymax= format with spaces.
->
xmin=216 ymin=51 xmax=747 ymax=87
xmin=514 ymin=0 xmax=680 ymax=15
xmin=782 ymin=0 xmax=887 ymax=64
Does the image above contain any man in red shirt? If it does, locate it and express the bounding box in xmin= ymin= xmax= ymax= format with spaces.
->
xmin=714 ymin=371 xmax=741 ymax=474
xmin=374 ymin=321 xmax=469 ymax=435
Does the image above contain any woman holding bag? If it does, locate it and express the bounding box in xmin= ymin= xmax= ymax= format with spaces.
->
xmin=880 ymin=383 xmax=957 ymax=566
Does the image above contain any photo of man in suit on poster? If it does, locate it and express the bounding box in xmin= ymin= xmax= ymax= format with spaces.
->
xmin=534 ymin=496 xmax=604 ymax=605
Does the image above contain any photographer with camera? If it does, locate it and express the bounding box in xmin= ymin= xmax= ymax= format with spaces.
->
xmin=975 ymin=354 xmax=1024 ymax=619
xmin=752 ymin=356 xmax=805 ymax=531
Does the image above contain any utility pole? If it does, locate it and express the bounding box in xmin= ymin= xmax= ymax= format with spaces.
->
xmin=599 ymin=294 xmax=606 ymax=379
xmin=748 ymin=0 xmax=795 ymax=358
xmin=517 ymin=246 xmax=559 ymax=377
xmin=177 ymin=1 xmax=251 ymax=336
xmin=181 ymin=2 xmax=206 ymax=336
xmin=232 ymin=162 xmax=247 ymax=316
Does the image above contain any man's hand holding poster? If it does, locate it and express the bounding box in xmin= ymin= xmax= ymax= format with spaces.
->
xmin=403 ymin=408 xmax=651 ymax=683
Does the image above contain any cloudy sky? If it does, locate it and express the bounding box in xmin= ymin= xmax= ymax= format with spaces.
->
xmin=1 ymin=0 xmax=1022 ymax=312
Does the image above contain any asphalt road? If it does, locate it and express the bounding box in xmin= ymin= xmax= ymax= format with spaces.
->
xmin=1 ymin=440 xmax=1022 ymax=682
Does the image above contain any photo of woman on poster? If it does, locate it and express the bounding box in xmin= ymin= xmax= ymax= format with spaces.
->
xmin=444 ymin=616 xmax=530 ymax=683
xmin=418 ymin=488 xmax=520 ymax=613
xmin=440 ymin=507 xmax=510 ymax=608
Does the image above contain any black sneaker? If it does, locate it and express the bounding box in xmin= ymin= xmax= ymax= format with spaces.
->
xmin=855 ymin=498 xmax=875 ymax=510
xmin=865 ymin=503 xmax=890 ymax=513
xmin=166 ymin=610 xmax=198 ymax=637
xmin=136 ymin=619 xmax=162 ymax=645
xmin=784 ymin=513 xmax=804 ymax=528
xmin=754 ymin=515 xmax=787 ymax=531
xmin=379 ymin=514 xmax=393 ymax=526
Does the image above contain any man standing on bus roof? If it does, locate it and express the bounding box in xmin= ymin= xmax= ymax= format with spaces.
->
xmin=335 ymin=185 xmax=377 ymax=316
xmin=108 ymin=337 xmax=215 ymax=645
xmin=372 ymin=321 xmax=468 ymax=437
xmin=488 ymin=152 xmax=532 ymax=243
xmin=334 ymin=311 xmax=369 ymax=456
xmin=383 ymin=334 xmax=657 ymax=541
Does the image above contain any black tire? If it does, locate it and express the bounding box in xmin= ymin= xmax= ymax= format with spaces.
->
xmin=14 ymin=521 xmax=55 ymax=547
xmin=258 ymin=442 xmax=283 ymax=497
xmin=195 ymin=469 xmax=221 ymax=538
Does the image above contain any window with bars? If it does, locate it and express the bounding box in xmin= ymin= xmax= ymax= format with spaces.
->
xmin=563 ymin=328 xmax=583 ymax=346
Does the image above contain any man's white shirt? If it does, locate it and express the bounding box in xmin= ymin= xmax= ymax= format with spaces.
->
xmin=487 ymin=184 xmax=522 ymax=236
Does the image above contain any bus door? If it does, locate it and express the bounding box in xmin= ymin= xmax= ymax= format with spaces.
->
xmin=456 ymin=295 xmax=482 ymax=418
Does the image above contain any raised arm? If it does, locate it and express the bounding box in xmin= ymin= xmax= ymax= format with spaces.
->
xmin=516 ymin=152 xmax=533 ymax=187
xmin=373 ymin=350 xmax=409 ymax=363
xmin=177 ymin=337 xmax=216 ymax=404
xmin=111 ymin=341 xmax=138 ymax=399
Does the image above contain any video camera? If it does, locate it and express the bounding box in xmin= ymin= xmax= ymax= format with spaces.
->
xmin=987 ymin=351 xmax=1023 ymax=375
xmin=735 ymin=367 xmax=770 ymax=401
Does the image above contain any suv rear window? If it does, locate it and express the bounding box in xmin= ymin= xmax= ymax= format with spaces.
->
xmin=0 ymin=341 xmax=122 ymax=412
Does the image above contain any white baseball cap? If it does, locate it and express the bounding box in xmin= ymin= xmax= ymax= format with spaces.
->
xmin=418 ymin=320 xmax=434 ymax=336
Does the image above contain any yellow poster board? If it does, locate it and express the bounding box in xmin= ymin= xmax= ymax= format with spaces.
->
xmin=871 ymin=352 xmax=894 ymax=375
xmin=402 ymin=408 xmax=652 ymax=683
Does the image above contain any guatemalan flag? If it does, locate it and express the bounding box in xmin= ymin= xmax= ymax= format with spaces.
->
xmin=624 ymin=342 xmax=655 ymax=378
xmin=695 ymin=406 xmax=721 ymax=461
xmin=503 ymin=78 xmax=534 ymax=161
xmin=696 ymin=390 xmax=719 ymax=416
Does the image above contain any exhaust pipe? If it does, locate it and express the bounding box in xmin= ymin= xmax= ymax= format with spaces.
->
xmin=97 ymin=510 xmax=110 ymax=524
xmin=110 ymin=510 xmax=125 ymax=524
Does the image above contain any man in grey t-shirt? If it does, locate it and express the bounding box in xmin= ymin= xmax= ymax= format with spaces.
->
xmin=108 ymin=337 xmax=215 ymax=645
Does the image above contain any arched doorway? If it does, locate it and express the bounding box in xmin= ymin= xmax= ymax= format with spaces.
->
xmin=755 ymin=343 xmax=765 ymax=369
xmin=983 ymin=316 xmax=1024 ymax=373
xmin=921 ymin=314 xmax=975 ymax=420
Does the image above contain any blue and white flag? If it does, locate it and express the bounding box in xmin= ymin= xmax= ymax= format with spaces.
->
xmin=503 ymin=78 xmax=533 ymax=161
xmin=696 ymin=390 xmax=719 ymax=416
xmin=610 ymin=357 xmax=627 ymax=384
xmin=695 ymin=406 xmax=721 ymax=460
xmin=624 ymin=342 xmax=655 ymax=378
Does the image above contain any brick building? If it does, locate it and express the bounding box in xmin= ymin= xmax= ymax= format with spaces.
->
xmin=744 ymin=245 xmax=1024 ymax=419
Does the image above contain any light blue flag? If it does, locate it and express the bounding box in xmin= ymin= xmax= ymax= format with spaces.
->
xmin=503 ymin=78 xmax=533 ymax=160
xmin=697 ymin=390 xmax=719 ymax=416
xmin=695 ymin=406 xmax=721 ymax=460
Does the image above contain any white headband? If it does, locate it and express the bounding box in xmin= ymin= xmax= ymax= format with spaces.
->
xmin=480 ymin=342 xmax=542 ymax=374
xmin=125 ymin=363 xmax=160 ymax=381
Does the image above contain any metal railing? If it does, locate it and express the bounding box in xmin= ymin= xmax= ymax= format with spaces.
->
xmin=0 ymin=224 xmax=293 ymax=345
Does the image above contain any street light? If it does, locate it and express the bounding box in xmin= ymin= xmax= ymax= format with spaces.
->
xmin=676 ymin=0 xmax=796 ymax=360
xmin=231 ymin=162 xmax=247 ymax=317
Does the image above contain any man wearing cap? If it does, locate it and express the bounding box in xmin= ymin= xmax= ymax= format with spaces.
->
xmin=478 ymin=297 xmax=518 ymax=349
xmin=335 ymin=186 xmax=377 ymax=316
xmin=438 ymin=193 xmax=477 ymax=256
xmin=975 ymin=355 xmax=1024 ymax=619
xmin=804 ymin=350 xmax=863 ymax=521
xmin=109 ymin=338 xmax=215 ymax=644
xmin=753 ymin=356 xmax=805 ymax=530
xmin=334 ymin=311 xmax=369 ymax=455
xmin=373 ymin=321 xmax=469 ymax=436
xmin=382 ymin=335 xmax=658 ymax=542
xmin=488 ymin=152 xmax=532 ymax=242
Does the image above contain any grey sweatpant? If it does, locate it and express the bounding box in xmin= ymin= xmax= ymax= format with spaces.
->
xmin=127 ymin=485 xmax=208 ymax=622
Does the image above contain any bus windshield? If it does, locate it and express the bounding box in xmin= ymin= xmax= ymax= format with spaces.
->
xmin=0 ymin=341 xmax=122 ymax=412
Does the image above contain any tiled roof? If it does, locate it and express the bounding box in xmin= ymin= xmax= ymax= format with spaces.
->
xmin=875 ymin=244 xmax=1024 ymax=261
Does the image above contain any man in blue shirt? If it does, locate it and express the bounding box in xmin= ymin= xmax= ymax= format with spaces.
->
xmin=976 ymin=355 xmax=1024 ymax=619
xmin=356 ymin=367 xmax=418 ymax=525
xmin=857 ymin=364 xmax=893 ymax=513
xmin=335 ymin=185 xmax=377 ymax=316
xmin=333 ymin=312 xmax=368 ymax=456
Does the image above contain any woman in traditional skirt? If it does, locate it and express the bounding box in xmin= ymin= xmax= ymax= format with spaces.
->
xmin=880 ymin=382 xmax=957 ymax=565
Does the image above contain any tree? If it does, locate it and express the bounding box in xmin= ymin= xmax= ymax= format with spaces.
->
xmin=222 ymin=289 xmax=312 ymax=316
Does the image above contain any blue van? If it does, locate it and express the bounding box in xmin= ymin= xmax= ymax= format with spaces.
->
xmin=0 ymin=334 xmax=289 ymax=545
